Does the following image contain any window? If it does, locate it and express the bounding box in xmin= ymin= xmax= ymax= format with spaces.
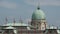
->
xmin=37 ymin=24 xmax=38 ymax=29
xmin=42 ymin=27 xmax=44 ymax=29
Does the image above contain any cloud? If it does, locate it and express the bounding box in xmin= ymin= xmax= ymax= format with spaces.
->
xmin=0 ymin=0 xmax=16 ymax=9
xmin=23 ymin=0 xmax=60 ymax=6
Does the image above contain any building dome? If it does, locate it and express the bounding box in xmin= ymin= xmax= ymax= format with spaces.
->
xmin=32 ymin=7 xmax=46 ymax=20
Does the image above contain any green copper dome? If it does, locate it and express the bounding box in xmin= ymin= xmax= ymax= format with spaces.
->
xmin=32 ymin=7 xmax=46 ymax=20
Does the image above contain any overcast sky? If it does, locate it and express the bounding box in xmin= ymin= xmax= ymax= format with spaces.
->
xmin=0 ymin=0 xmax=60 ymax=26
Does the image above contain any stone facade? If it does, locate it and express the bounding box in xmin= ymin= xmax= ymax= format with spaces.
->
xmin=0 ymin=26 xmax=60 ymax=34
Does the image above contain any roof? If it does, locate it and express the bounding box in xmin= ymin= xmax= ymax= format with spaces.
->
xmin=32 ymin=7 xmax=46 ymax=20
xmin=3 ymin=23 xmax=31 ymax=26
xmin=4 ymin=26 xmax=16 ymax=29
xmin=46 ymin=26 xmax=57 ymax=29
xmin=57 ymin=30 xmax=60 ymax=34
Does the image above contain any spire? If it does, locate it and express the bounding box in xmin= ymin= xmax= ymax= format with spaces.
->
xmin=5 ymin=17 xmax=8 ymax=24
xmin=37 ymin=6 xmax=40 ymax=10
xmin=37 ymin=0 xmax=40 ymax=10
xmin=19 ymin=16 xmax=23 ymax=23
xmin=13 ymin=18 xmax=16 ymax=23
xmin=13 ymin=18 xmax=16 ymax=26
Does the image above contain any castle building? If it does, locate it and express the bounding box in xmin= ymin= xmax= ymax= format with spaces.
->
xmin=31 ymin=7 xmax=47 ymax=30
xmin=0 ymin=6 xmax=60 ymax=34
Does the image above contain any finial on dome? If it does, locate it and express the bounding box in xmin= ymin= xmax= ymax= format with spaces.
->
xmin=37 ymin=6 xmax=40 ymax=10
xmin=37 ymin=0 xmax=40 ymax=10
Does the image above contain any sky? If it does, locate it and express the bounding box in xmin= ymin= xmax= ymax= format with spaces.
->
xmin=0 ymin=0 xmax=60 ymax=27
